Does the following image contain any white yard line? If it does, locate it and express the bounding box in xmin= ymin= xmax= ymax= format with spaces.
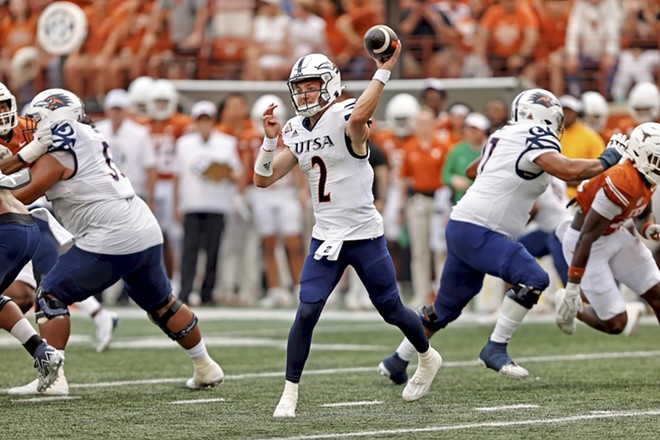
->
xmin=261 ymin=409 xmax=660 ymax=440
xmin=169 ymin=398 xmax=226 ymax=405
xmin=320 ymin=401 xmax=383 ymax=408
xmin=1 ymin=349 xmax=658 ymax=393
xmin=473 ymin=404 xmax=539 ymax=411
xmin=12 ymin=396 xmax=80 ymax=403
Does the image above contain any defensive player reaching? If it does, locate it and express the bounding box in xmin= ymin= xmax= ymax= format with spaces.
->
xmin=556 ymin=122 xmax=660 ymax=334
xmin=378 ymin=88 xmax=624 ymax=384
xmin=3 ymin=88 xmax=223 ymax=395
xmin=253 ymin=44 xmax=441 ymax=418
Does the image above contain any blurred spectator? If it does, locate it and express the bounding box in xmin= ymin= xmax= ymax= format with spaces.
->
xmin=471 ymin=0 xmax=539 ymax=81
xmin=319 ymin=0 xmax=351 ymax=66
xmin=290 ymin=0 xmax=328 ymax=62
xmin=127 ymin=76 xmax=155 ymax=121
xmin=441 ymin=112 xmax=489 ymax=204
xmin=611 ymin=0 xmax=660 ymax=102
xmin=557 ymin=94 xmax=605 ymax=199
xmin=399 ymin=0 xmax=458 ymax=78
xmin=532 ymin=0 xmax=570 ymax=96
xmin=565 ymin=0 xmax=622 ymax=99
xmin=243 ymin=0 xmax=292 ymax=81
xmin=437 ymin=101 xmax=471 ymax=146
xmin=483 ymin=96 xmax=509 ymax=134
xmin=437 ymin=0 xmax=479 ymax=77
xmin=399 ymin=108 xmax=451 ymax=308
xmin=419 ymin=78 xmax=449 ymax=129
xmin=334 ymin=0 xmax=379 ymax=79
xmin=581 ymin=90 xmax=610 ymax=141
xmin=141 ymin=0 xmax=209 ymax=79
xmin=63 ymin=1 xmax=124 ymax=102
xmin=0 ymin=0 xmax=38 ymax=101
xmin=173 ymin=100 xmax=242 ymax=306
xmin=215 ymin=93 xmax=262 ymax=304
xmin=610 ymin=81 xmax=660 ymax=136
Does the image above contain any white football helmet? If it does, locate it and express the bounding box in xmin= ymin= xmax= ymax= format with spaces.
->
xmin=251 ymin=94 xmax=287 ymax=136
xmin=147 ymin=79 xmax=178 ymax=121
xmin=510 ymin=88 xmax=564 ymax=135
xmin=627 ymin=122 xmax=660 ymax=185
xmin=581 ymin=91 xmax=609 ymax=133
xmin=628 ymin=82 xmax=660 ymax=124
xmin=0 ymin=82 xmax=17 ymax=136
xmin=25 ymin=88 xmax=84 ymax=130
xmin=287 ymin=54 xmax=342 ymax=117
xmin=127 ymin=76 xmax=154 ymax=118
xmin=385 ymin=93 xmax=421 ymax=138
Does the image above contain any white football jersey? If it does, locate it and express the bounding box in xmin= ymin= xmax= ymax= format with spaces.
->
xmin=45 ymin=120 xmax=163 ymax=254
xmin=534 ymin=177 xmax=570 ymax=233
xmin=451 ymin=123 xmax=561 ymax=238
xmin=282 ymin=99 xmax=383 ymax=240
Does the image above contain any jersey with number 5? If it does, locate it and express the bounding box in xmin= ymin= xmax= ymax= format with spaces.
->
xmin=451 ymin=123 xmax=561 ymax=238
xmin=44 ymin=120 xmax=163 ymax=254
xmin=282 ymin=99 xmax=383 ymax=241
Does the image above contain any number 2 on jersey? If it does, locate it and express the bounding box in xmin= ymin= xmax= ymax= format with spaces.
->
xmin=102 ymin=141 xmax=125 ymax=181
xmin=311 ymin=156 xmax=331 ymax=203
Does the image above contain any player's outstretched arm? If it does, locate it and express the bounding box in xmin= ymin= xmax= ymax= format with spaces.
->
xmin=347 ymin=43 xmax=402 ymax=156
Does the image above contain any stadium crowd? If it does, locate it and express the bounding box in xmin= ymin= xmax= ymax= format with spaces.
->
xmin=0 ymin=0 xmax=658 ymax=315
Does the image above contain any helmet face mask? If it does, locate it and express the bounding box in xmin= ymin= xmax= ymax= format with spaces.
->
xmin=628 ymin=122 xmax=660 ymax=185
xmin=0 ymin=82 xmax=17 ymax=136
xmin=287 ymin=54 xmax=342 ymax=117
xmin=510 ymin=88 xmax=564 ymax=136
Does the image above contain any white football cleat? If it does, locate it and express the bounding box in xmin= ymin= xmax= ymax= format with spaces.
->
xmin=95 ymin=310 xmax=119 ymax=352
xmin=554 ymin=289 xmax=577 ymax=335
xmin=402 ymin=347 xmax=442 ymax=402
xmin=623 ymin=302 xmax=646 ymax=337
xmin=273 ymin=386 xmax=298 ymax=418
xmin=9 ymin=368 xmax=69 ymax=396
xmin=186 ymin=359 xmax=224 ymax=389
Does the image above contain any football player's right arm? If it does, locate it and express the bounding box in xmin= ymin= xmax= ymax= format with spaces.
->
xmin=567 ymin=208 xmax=611 ymax=284
xmin=11 ymin=154 xmax=68 ymax=205
xmin=253 ymin=147 xmax=297 ymax=188
xmin=533 ymin=151 xmax=604 ymax=182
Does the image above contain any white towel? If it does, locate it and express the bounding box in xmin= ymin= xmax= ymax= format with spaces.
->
xmin=313 ymin=240 xmax=343 ymax=261
xmin=30 ymin=207 xmax=74 ymax=246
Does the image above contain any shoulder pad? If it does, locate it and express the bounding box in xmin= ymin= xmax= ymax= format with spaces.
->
xmin=525 ymin=125 xmax=561 ymax=152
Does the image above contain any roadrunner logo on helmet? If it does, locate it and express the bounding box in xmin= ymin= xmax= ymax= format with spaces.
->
xmin=287 ymin=54 xmax=342 ymax=117
xmin=510 ymin=88 xmax=564 ymax=136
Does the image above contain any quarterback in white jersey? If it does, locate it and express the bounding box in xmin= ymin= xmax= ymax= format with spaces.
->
xmin=253 ymin=47 xmax=441 ymax=417
xmin=379 ymin=88 xmax=624 ymax=384
xmin=5 ymin=89 xmax=223 ymax=396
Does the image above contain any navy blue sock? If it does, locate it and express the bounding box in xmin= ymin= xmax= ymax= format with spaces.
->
xmin=285 ymin=300 xmax=324 ymax=383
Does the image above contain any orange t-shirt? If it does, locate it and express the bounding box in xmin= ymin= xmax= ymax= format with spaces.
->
xmin=400 ymin=137 xmax=450 ymax=194
xmin=576 ymin=160 xmax=654 ymax=235
xmin=479 ymin=4 xmax=539 ymax=58
xmin=534 ymin=7 xmax=568 ymax=60
xmin=79 ymin=4 xmax=123 ymax=55
xmin=148 ymin=113 xmax=193 ymax=179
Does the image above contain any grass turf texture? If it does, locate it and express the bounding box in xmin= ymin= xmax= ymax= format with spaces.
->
xmin=1 ymin=313 xmax=659 ymax=439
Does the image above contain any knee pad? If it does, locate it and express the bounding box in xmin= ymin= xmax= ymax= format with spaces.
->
xmin=148 ymin=296 xmax=198 ymax=341
xmin=0 ymin=295 xmax=12 ymax=312
xmin=505 ymin=284 xmax=542 ymax=310
xmin=34 ymin=287 xmax=70 ymax=324
xmin=418 ymin=304 xmax=447 ymax=332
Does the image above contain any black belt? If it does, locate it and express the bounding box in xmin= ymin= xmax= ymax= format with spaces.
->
xmin=0 ymin=212 xmax=35 ymax=225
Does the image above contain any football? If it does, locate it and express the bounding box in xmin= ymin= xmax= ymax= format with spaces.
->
xmin=363 ymin=25 xmax=399 ymax=62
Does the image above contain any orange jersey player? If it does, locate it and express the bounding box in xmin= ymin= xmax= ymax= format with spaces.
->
xmin=556 ymin=124 xmax=660 ymax=337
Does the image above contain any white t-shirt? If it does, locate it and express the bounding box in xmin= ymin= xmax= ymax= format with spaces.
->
xmin=45 ymin=121 xmax=163 ymax=254
xmin=451 ymin=123 xmax=561 ymax=238
xmin=282 ymin=99 xmax=383 ymax=241
xmin=95 ymin=118 xmax=156 ymax=197
xmin=173 ymin=130 xmax=242 ymax=214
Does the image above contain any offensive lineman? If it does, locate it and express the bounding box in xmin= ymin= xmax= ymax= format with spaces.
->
xmin=378 ymin=88 xmax=624 ymax=384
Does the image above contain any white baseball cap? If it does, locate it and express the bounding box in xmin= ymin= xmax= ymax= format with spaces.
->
xmin=190 ymin=100 xmax=217 ymax=119
xmin=464 ymin=112 xmax=490 ymax=132
xmin=104 ymin=89 xmax=130 ymax=110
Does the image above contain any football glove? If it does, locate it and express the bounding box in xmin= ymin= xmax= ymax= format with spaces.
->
xmin=642 ymin=222 xmax=660 ymax=241
xmin=18 ymin=125 xmax=53 ymax=164
xmin=557 ymin=281 xmax=583 ymax=323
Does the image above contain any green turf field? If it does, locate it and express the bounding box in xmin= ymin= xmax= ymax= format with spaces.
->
xmin=1 ymin=310 xmax=659 ymax=439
